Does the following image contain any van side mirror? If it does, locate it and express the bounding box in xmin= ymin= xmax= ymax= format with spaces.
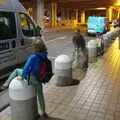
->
xmin=36 ymin=26 xmax=41 ymax=37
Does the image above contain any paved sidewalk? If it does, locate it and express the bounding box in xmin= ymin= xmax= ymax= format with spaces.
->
xmin=1 ymin=40 xmax=120 ymax=120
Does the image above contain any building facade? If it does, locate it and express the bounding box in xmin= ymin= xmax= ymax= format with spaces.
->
xmin=20 ymin=0 xmax=120 ymax=28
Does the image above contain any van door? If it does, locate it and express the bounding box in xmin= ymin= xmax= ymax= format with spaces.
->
xmin=0 ymin=11 xmax=18 ymax=78
xmin=17 ymin=13 xmax=39 ymax=62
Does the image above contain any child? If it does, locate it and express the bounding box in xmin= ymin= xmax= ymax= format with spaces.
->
xmin=2 ymin=38 xmax=48 ymax=118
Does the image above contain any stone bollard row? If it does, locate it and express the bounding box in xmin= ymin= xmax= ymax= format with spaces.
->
xmin=103 ymin=27 xmax=120 ymax=51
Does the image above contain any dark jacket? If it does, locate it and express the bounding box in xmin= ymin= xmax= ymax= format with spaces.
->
xmin=72 ymin=34 xmax=85 ymax=50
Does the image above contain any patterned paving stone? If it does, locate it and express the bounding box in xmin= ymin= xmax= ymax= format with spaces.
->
xmin=1 ymin=40 xmax=120 ymax=120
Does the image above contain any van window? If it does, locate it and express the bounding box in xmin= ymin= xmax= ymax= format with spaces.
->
xmin=19 ymin=13 xmax=37 ymax=37
xmin=0 ymin=12 xmax=16 ymax=40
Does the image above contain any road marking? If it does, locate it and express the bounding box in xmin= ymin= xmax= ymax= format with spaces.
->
xmin=46 ymin=36 xmax=67 ymax=44
xmin=46 ymin=36 xmax=70 ymax=60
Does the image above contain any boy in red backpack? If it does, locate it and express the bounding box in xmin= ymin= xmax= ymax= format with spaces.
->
xmin=2 ymin=39 xmax=48 ymax=118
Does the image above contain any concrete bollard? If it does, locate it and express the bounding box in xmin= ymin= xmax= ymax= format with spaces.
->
xmin=103 ymin=31 xmax=115 ymax=50
xmin=103 ymin=27 xmax=120 ymax=51
xmin=55 ymin=54 xmax=73 ymax=86
xmin=102 ymin=36 xmax=110 ymax=51
xmin=87 ymin=40 xmax=98 ymax=62
xmin=9 ymin=76 xmax=37 ymax=120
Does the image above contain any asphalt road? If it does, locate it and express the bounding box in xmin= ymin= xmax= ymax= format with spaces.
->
xmin=43 ymin=29 xmax=95 ymax=65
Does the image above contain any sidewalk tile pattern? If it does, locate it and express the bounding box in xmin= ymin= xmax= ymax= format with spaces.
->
xmin=1 ymin=40 xmax=120 ymax=120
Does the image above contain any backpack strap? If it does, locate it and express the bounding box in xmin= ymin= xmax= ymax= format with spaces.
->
xmin=35 ymin=53 xmax=43 ymax=60
xmin=27 ymin=66 xmax=32 ymax=85
xmin=27 ymin=54 xmax=45 ymax=85
xmin=34 ymin=53 xmax=47 ymax=62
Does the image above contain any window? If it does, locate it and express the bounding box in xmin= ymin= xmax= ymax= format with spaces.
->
xmin=0 ymin=12 xmax=16 ymax=40
xmin=19 ymin=13 xmax=37 ymax=37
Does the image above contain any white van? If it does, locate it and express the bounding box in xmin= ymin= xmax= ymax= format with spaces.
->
xmin=0 ymin=0 xmax=41 ymax=81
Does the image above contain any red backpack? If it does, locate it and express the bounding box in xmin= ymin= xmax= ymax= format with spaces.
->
xmin=36 ymin=54 xmax=53 ymax=83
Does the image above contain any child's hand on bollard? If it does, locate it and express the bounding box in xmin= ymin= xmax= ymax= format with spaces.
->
xmin=17 ymin=76 xmax=23 ymax=80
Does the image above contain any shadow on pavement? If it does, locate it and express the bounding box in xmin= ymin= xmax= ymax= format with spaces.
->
xmin=38 ymin=116 xmax=63 ymax=120
xmin=71 ymin=78 xmax=80 ymax=86
xmin=56 ymin=68 xmax=88 ymax=87
xmin=72 ymin=68 xmax=87 ymax=82
xmin=56 ymin=78 xmax=80 ymax=87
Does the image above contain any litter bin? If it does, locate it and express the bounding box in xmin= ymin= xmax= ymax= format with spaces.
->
xmin=55 ymin=54 xmax=73 ymax=86
xmin=9 ymin=76 xmax=37 ymax=120
xmin=87 ymin=40 xmax=97 ymax=62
